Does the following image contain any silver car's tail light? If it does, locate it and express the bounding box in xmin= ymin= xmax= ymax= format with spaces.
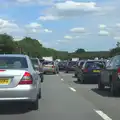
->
xmin=19 ymin=72 xmax=33 ymax=84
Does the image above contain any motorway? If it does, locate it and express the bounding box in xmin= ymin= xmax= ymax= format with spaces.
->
xmin=0 ymin=72 xmax=120 ymax=120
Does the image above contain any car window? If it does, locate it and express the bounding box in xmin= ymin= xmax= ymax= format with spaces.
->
xmin=43 ymin=61 xmax=54 ymax=65
xmin=0 ymin=57 xmax=28 ymax=69
xmin=68 ymin=61 xmax=77 ymax=66
xmin=85 ymin=61 xmax=104 ymax=69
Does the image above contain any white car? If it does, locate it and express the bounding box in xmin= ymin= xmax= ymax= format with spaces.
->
xmin=0 ymin=54 xmax=41 ymax=110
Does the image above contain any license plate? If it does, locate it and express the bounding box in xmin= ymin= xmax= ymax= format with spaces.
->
xmin=93 ymin=70 xmax=100 ymax=72
xmin=0 ymin=79 xmax=10 ymax=85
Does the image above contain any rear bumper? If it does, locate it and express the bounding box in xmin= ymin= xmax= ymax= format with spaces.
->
xmin=84 ymin=73 xmax=100 ymax=79
xmin=0 ymin=85 xmax=37 ymax=101
xmin=44 ymin=68 xmax=55 ymax=73
xmin=66 ymin=68 xmax=75 ymax=71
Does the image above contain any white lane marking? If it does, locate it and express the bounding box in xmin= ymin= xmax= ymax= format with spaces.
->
xmin=69 ymin=87 xmax=76 ymax=92
xmin=57 ymin=74 xmax=58 ymax=76
xmin=61 ymin=78 xmax=64 ymax=81
xmin=94 ymin=110 xmax=112 ymax=120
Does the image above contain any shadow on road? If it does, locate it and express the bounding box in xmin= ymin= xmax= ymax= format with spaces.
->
xmin=91 ymin=88 xmax=120 ymax=98
xmin=73 ymin=80 xmax=97 ymax=84
xmin=0 ymin=102 xmax=33 ymax=115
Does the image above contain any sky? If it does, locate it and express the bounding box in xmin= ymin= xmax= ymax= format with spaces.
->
xmin=0 ymin=0 xmax=120 ymax=52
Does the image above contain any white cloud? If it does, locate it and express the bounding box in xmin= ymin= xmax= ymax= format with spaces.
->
xmin=99 ymin=24 xmax=106 ymax=29
xmin=114 ymin=36 xmax=120 ymax=40
xmin=39 ymin=1 xmax=103 ymax=21
xmin=25 ymin=22 xmax=52 ymax=33
xmin=64 ymin=35 xmax=73 ymax=39
xmin=44 ymin=29 xmax=52 ymax=33
xmin=0 ymin=18 xmax=21 ymax=34
xmin=26 ymin=22 xmax=42 ymax=28
xmin=39 ymin=15 xmax=59 ymax=21
xmin=116 ymin=23 xmax=120 ymax=27
xmin=70 ymin=27 xmax=85 ymax=33
xmin=98 ymin=30 xmax=109 ymax=36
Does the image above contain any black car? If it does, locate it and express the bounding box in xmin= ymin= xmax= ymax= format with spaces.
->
xmin=98 ymin=55 xmax=120 ymax=96
xmin=65 ymin=61 xmax=78 ymax=73
xmin=77 ymin=60 xmax=105 ymax=83
xmin=58 ymin=61 xmax=67 ymax=71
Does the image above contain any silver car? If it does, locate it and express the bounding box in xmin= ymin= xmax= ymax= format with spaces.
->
xmin=0 ymin=54 xmax=41 ymax=110
xmin=43 ymin=61 xmax=59 ymax=74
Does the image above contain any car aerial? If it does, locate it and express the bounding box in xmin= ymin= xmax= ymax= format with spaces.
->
xmin=65 ymin=61 xmax=78 ymax=73
xmin=0 ymin=54 xmax=41 ymax=110
xmin=43 ymin=61 xmax=59 ymax=74
xmin=98 ymin=55 xmax=120 ymax=96
xmin=31 ymin=58 xmax=44 ymax=83
xmin=58 ymin=61 xmax=67 ymax=71
xmin=77 ymin=60 xmax=105 ymax=83
xmin=74 ymin=60 xmax=86 ymax=78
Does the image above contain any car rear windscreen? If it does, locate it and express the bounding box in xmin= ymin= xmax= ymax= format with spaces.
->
xmin=0 ymin=57 xmax=28 ymax=69
xmin=85 ymin=61 xmax=104 ymax=69
xmin=43 ymin=61 xmax=54 ymax=65
xmin=68 ymin=61 xmax=77 ymax=66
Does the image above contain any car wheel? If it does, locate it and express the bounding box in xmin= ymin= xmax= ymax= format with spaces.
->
xmin=31 ymin=98 xmax=39 ymax=110
xmin=38 ymin=88 xmax=41 ymax=99
xmin=110 ymin=82 xmax=118 ymax=96
xmin=80 ymin=76 xmax=85 ymax=84
xmin=66 ymin=71 xmax=68 ymax=73
xmin=98 ymin=78 xmax=105 ymax=90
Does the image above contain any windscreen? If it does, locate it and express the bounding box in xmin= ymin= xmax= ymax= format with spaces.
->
xmin=85 ymin=61 xmax=104 ymax=69
xmin=0 ymin=57 xmax=28 ymax=69
xmin=43 ymin=61 xmax=54 ymax=65
xmin=68 ymin=61 xmax=77 ymax=66
xmin=58 ymin=62 xmax=66 ymax=65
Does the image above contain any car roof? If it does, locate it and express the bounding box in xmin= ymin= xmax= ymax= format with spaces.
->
xmin=86 ymin=60 xmax=104 ymax=62
xmin=0 ymin=54 xmax=28 ymax=57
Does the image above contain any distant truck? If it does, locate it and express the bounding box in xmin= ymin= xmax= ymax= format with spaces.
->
xmin=72 ymin=58 xmax=79 ymax=61
xmin=42 ymin=57 xmax=53 ymax=61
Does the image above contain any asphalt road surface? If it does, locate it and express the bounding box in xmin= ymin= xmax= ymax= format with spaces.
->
xmin=0 ymin=72 xmax=119 ymax=120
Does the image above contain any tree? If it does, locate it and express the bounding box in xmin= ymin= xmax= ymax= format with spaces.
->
xmin=116 ymin=42 xmax=120 ymax=48
xmin=0 ymin=33 xmax=16 ymax=54
xmin=75 ymin=48 xmax=85 ymax=53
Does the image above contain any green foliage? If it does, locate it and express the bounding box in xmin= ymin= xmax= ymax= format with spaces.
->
xmin=75 ymin=48 xmax=85 ymax=53
xmin=0 ymin=33 xmax=16 ymax=54
xmin=0 ymin=33 xmax=111 ymax=59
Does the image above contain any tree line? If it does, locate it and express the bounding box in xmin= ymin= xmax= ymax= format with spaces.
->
xmin=0 ymin=33 xmax=119 ymax=59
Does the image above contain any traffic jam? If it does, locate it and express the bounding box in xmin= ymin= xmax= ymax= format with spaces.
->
xmin=57 ymin=56 xmax=120 ymax=96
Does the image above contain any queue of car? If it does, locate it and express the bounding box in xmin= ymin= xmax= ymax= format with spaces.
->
xmin=0 ymin=54 xmax=119 ymax=112
xmin=58 ymin=57 xmax=120 ymax=97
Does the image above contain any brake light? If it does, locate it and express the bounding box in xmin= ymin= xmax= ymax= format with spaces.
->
xmin=19 ymin=72 xmax=33 ymax=84
xmin=0 ymin=70 xmax=5 ymax=72
xmin=83 ymin=69 xmax=88 ymax=72
xmin=117 ymin=68 xmax=120 ymax=75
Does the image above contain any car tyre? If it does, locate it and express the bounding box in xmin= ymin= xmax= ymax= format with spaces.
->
xmin=110 ymin=82 xmax=118 ymax=96
xmin=98 ymin=78 xmax=105 ymax=90
xmin=31 ymin=98 xmax=39 ymax=110
xmin=80 ymin=76 xmax=85 ymax=84
xmin=38 ymin=88 xmax=41 ymax=99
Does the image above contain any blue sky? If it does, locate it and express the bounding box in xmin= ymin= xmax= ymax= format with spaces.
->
xmin=0 ymin=0 xmax=120 ymax=52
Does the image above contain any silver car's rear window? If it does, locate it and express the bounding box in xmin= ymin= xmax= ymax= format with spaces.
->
xmin=0 ymin=57 xmax=28 ymax=69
